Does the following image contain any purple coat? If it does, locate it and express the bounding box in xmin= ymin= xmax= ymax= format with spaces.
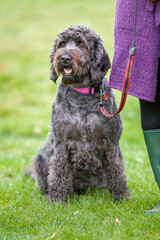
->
xmin=108 ymin=0 xmax=160 ymax=102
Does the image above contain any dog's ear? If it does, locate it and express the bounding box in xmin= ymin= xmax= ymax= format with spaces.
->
xmin=90 ymin=40 xmax=111 ymax=83
xmin=49 ymin=39 xmax=58 ymax=83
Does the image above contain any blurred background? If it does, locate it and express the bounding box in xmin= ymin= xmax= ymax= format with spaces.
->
xmin=0 ymin=0 xmax=151 ymax=196
xmin=0 ymin=0 xmax=115 ymax=139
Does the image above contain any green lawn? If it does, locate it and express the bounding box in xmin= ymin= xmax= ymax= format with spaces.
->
xmin=0 ymin=0 xmax=160 ymax=239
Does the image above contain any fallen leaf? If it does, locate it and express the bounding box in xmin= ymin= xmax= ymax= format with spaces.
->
xmin=73 ymin=211 xmax=79 ymax=215
xmin=49 ymin=232 xmax=56 ymax=239
xmin=116 ymin=218 xmax=120 ymax=224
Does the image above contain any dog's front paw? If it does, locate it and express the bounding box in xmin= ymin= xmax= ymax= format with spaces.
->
xmin=114 ymin=187 xmax=130 ymax=202
xmin=47 ymin=189 xmax=70 ymax=203
xmin=47 ymin=194 xmax=60 ymax=203
xmin=47 ymin=190 xmax=62 ymax=203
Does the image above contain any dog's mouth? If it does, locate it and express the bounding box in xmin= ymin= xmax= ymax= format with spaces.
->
xmin=63 ymin=68 xmax=73 ymax=75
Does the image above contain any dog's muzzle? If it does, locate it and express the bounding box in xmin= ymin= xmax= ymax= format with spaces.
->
xmin=60 ymin=53 xmax=73 ymax=75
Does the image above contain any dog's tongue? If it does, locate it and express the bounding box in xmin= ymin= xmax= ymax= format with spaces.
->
xmin=64 ymin=68 xmax=72 ymax=74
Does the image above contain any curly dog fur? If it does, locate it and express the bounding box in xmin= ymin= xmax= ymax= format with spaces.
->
xmin=33 ymin=25 xmax=130 ymax=202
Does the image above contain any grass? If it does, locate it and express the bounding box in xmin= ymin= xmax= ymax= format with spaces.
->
xmin=0 ymin=0 xmax=160 ymax=239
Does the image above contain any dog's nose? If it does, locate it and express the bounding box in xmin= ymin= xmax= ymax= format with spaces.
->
xmin=60 ymin=54 xmax=71 ymax=64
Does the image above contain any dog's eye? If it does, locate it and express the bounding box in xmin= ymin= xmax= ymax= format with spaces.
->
xmin=59 ymin=42 xmax=65 ymax=48
xmin=79 ymin=42 xmax=85 ymax=47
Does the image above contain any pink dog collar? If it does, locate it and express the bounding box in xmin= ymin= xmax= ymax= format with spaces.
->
xmin=68 ymin=84 xmax=108 ymax=100
xmin=69 ymin=86 xmax=95 ymax=94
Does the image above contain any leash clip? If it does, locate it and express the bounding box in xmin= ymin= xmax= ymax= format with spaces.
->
xmin=98 ymin=88 xmax=104 ymax=108
xmin=129 ymin=44 xmax=136 ymax=56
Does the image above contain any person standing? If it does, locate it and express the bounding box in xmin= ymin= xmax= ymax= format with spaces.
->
xmin=108 ymin=0 xmax=160 ymax=213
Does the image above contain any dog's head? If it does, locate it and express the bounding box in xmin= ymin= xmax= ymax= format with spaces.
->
xmin=50 ymin=25 xmax=111 ymax=85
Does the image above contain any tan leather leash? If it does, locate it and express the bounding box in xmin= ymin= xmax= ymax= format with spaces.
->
xmin=99 ymin=0 xmax=138 ymax=118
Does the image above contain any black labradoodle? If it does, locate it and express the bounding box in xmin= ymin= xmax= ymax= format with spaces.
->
xmin=33 ymin=25 xmax=130 ymax=202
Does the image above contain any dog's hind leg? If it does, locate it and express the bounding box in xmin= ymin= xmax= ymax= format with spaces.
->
xmin=103 ymin=143 xmax=130 ymax=201
xmin=34 ymin=134 xmax=52 ymax=194
xmin=47 ymin=144 xmax=73 ymax=203
xmin=34 ymin=154 xmax=49 ymax=194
